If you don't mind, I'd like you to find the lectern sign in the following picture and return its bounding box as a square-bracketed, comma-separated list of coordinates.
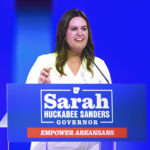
[7, 84, 146, 142]
[41, 87, 113, 125]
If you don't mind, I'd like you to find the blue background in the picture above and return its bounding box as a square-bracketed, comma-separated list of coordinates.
[0, 0, 150, 149]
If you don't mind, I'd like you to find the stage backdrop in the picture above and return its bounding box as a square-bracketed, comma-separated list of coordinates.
[0, 0, 150, 150]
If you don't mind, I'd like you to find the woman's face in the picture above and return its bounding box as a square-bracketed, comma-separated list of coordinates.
[66, 17, 88, 55]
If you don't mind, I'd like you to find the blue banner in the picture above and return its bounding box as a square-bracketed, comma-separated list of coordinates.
[7, 84, 146, 142]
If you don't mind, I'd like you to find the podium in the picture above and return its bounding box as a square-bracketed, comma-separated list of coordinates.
[7, 84, 146, 142]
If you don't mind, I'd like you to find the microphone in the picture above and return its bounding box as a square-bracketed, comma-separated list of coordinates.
[84, 50, 110, 84]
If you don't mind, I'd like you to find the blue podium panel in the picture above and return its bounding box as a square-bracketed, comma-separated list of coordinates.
[7, 84, 146, 142]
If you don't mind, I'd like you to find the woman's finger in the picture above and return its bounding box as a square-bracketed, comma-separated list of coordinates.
[38, 67, 51, 83]
[40, 70, 49, 77]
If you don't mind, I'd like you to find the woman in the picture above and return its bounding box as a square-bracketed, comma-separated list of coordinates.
[26, 9, 111, 150]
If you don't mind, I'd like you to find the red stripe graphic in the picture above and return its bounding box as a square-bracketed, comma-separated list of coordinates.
[27, 128, 127, 138]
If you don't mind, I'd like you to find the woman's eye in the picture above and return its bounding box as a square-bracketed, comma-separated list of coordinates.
[82, 27, 87, 31]
[71, 28, 77, 31]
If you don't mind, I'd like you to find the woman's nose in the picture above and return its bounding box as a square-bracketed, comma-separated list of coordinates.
[76, 29, 82, 36]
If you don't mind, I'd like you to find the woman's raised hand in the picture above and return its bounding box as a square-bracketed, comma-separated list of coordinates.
[38, 68, 51, 83]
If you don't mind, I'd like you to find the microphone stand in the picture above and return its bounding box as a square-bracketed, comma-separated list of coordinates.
[85, 51, 110, 84]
